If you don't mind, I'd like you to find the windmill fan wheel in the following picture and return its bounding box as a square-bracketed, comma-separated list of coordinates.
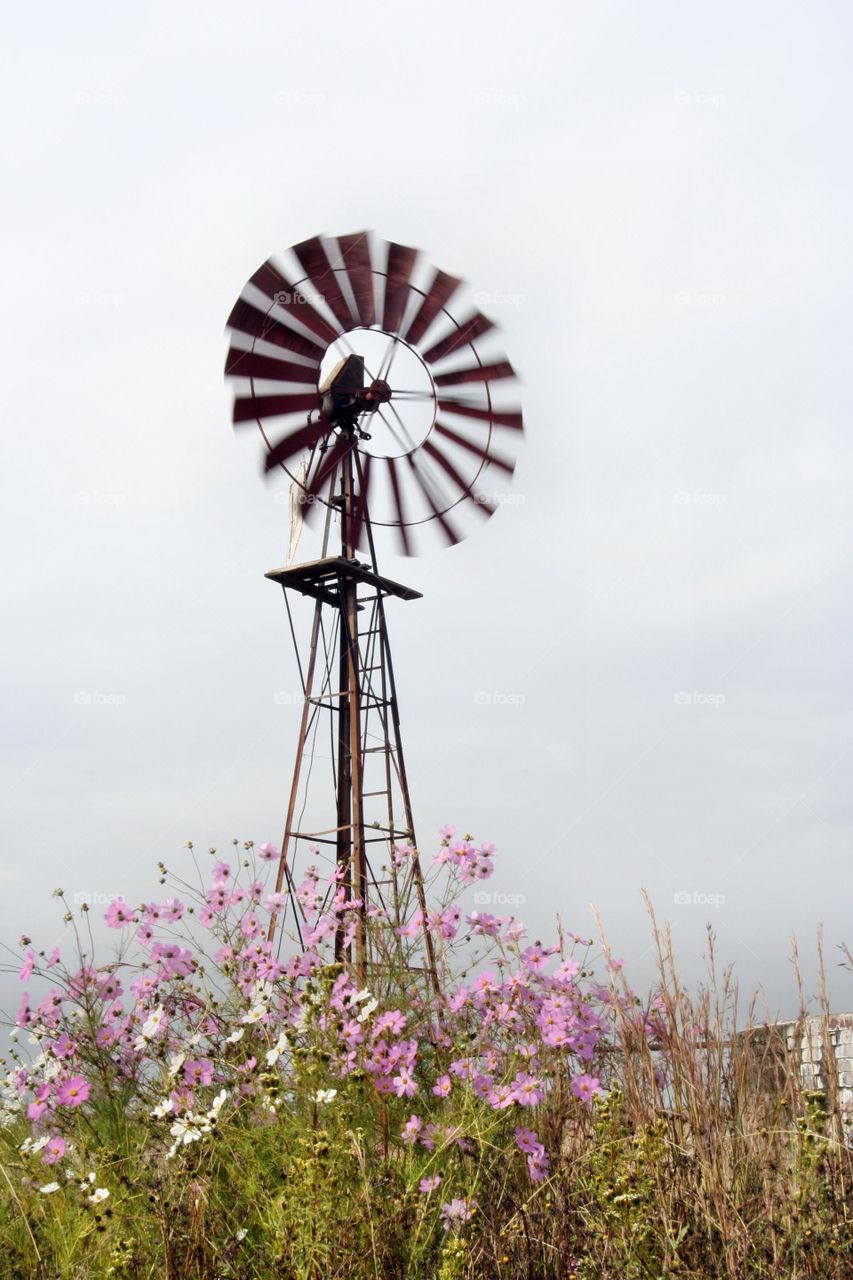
[225, 231, 524, 554]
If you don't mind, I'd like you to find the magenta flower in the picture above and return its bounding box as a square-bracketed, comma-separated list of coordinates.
[513, 1072, 544, 1107]
[571, 1073, 603, 1104]
[42, 1135, 66, 1165]
[440, 1197, 476, 1231]
[27, 1083, 52, 1122]
[392, 1068, 417, 1099]
[527, 1147, 550, 1182]
[432, 1074, 451, 1098]
[19, 949, 36, 982]
[401, 1114, 422, 1144]
[514, 1125, 542, 1156]
[46, 947, 61, 968]
[104, 898, 138, 929]
[183, 1058, 214, 1087]
[56, 1075, 90, 1108]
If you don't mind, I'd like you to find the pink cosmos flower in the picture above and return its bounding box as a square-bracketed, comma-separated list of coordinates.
[257, 843, 280, 861]
[19, 950, 36, 982]
[527, 1147, 550, 1182]
[373, 1010, 406, 1037]
[105, 898, 139, 929]
[212, 861, 232, 882]
[46, 947, 61, 968]
[392, 1068, 417, 1099]
[514, 1125, 542, 1156]
[183, 1058, 214, 1087]
[42, 1135, 66, 1165]
[432, 1075, 451, 1098]
[571, 1073, 603, 1104]
[27, 1083, 52, 1121]
[401, 1114, 422, 1144]
[50, 1032, 75, 1060]
[56, 1075, 90, 1108]
[419, 1174, 441, 1193]
[440, 1197, 476, 1231]
[513, 1073, 544, 1107]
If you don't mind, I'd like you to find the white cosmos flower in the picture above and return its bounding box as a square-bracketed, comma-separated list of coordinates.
[241, 1003, 267, 1025]
[313, 1088, 338, 1104]
[356, 997, 379, 1024]
[88, 1187, 109, 1204]
[141, 1006, 165, 1039]
[151, 1097, 174, 1119]
[207, 1089, 228, 1119]
[265, 1031, 289, 1066]
[225, 1027, 245, 1044]
[40, 1182, 60, 1195]
[167, 1052, 185, 1079]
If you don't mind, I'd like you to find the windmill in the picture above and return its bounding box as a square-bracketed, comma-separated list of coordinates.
[224, 232, 523, 983]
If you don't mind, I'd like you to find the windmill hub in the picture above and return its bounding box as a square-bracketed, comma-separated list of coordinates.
[361, 378, 392, 411]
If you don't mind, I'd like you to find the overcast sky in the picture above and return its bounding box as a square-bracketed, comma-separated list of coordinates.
[2, 0, 852, 1021]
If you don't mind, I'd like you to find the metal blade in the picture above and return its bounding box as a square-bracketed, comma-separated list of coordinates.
[433, 420, 516, 475]
[436, 399, 523, 431]
[434, 360, 515, 387]
[226, 297, 326, 362]
[382, 242, 418, 334]
[263, 421, 330, 473]
[291, 234, 356, 331]
[304, 434, 351, 503]
[403, 269, 462, 346]
[225, 346, 320, 385]
[233, 392, 322, 426]
[422, 314, 495, 365]
[249, 258, 340, 343]
[337, 232, 376, 327]
[422, 439, 496, 516]
[385, 456, 412, 555]
[406, 453, 462, 546]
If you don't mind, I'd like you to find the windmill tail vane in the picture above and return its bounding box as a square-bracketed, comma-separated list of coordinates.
[224, 230, 523, 985]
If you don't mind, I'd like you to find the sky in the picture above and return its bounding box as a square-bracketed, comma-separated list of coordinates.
[1, 0, 852, 1021]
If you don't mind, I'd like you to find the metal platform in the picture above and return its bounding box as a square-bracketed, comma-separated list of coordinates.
[265, 556, 422, 607]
